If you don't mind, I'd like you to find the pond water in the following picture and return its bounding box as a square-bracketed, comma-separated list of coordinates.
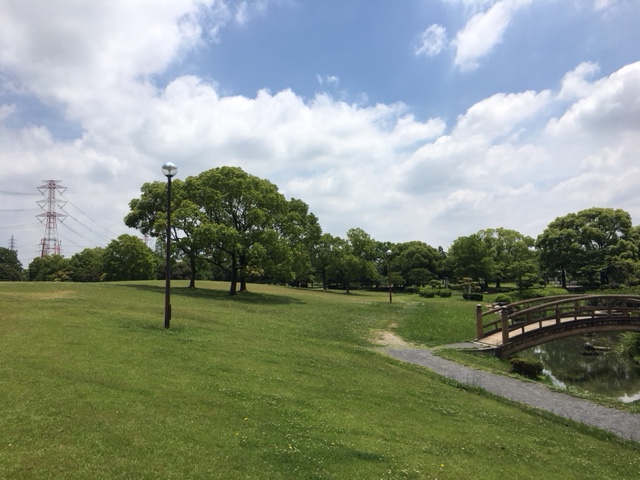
[519, 333, 640, 403]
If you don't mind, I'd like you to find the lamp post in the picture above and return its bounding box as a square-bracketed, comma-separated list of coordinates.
[162, 162, 178, 329]
[386, 249, 392, 304]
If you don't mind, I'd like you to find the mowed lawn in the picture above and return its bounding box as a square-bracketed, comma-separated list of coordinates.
[1, 281, 639, 479]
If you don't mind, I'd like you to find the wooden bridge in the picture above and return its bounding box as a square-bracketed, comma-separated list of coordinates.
[474, 294, 640, 357]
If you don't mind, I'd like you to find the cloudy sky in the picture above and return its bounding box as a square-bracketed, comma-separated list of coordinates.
[1, 0, 639, 266]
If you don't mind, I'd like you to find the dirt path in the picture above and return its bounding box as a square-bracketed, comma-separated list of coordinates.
[374, 332, 640, 443]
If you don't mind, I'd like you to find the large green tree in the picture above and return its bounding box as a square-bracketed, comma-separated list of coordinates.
[477, 228, 538, 288]
[125, 179, 205, 288]
[188, 167, 315, 295]
[70, 247, 105, 282]
[0, 247, 24, 281]
[537, 207, 637, 287]
[393, 241, 442, 287]
[103, 234, 157, 281]
[27, 255, 72, 281]
[448, 234, 494, 288]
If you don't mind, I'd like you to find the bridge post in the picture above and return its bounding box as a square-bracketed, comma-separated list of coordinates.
[476, 304, 483, 339]
[501, 307, 509, 345]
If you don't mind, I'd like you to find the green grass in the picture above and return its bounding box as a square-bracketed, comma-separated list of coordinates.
[395, 294, 476, 345]
[1, 281, 640, 479]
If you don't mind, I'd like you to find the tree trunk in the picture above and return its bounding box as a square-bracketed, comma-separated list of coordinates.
[188, 254, 197, 289]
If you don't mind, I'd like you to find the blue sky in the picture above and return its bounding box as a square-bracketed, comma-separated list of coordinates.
[1, 0, 640, 266]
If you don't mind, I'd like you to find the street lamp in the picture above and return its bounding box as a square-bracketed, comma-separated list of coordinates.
[386, 249, 392, 304]
[162, 162, 178, 329]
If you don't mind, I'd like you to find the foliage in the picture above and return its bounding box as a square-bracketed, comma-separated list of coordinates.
[494, 293, 512, 304]
[509, 357, 544, 378]
[448, 234, 494, 287]
[27, 254, 72, 281]
[436, 289, 452, 297]
[477, 228, 539, 288]
[418, 287, 435, 298]
[69, 247, 105, 282]
[614, 332, 640, 362]
[102, 234, 157, 281]
[463, 292, 484, 301]
[511, 287, 568, 301]
[0, 247, 24, 281]
[537, 207, 638, 287]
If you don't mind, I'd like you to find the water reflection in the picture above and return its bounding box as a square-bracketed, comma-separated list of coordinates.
[520, 333, 640, 403]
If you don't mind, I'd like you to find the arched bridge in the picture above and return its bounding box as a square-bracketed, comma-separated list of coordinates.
[474, 294, 640, 358]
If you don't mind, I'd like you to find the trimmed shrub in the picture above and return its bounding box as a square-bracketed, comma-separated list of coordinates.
[509, 357, 543, 378]
[494, 294, 512, 304]
[418, 288, 435, 298]
[462, 293, 483, 301]
[436, 289, 452, 298]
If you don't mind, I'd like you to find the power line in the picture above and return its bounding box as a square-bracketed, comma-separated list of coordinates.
[0, 190, 40, 196]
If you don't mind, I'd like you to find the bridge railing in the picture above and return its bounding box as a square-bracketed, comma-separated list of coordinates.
[476, 294, 640, 344]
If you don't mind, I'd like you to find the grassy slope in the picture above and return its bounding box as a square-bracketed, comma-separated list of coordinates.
[1, 281, 639, 479]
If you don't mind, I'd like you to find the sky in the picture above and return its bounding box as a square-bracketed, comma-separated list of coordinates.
[1, 0, 640, 267]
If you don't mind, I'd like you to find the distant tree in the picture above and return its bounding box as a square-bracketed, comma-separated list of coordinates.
[103, 234, 157, 281]
[27, 255, 72, 281]
[393, 241, 442, 287]
[0, 247, 24, 281]
[477, 228, 538, 288]
[70, 247, 105, 282]
[312, 233, 343, 290]
[448, 234, 494, 288]
[537, 207, 637, 287]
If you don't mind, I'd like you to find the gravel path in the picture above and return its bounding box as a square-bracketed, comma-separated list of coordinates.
[384, 346, 640, 443]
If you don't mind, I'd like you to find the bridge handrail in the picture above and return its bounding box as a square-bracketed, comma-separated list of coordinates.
[476, 294, 640, 339]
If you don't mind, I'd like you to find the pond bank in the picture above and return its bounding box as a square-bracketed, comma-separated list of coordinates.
[382, 345, 640, 443]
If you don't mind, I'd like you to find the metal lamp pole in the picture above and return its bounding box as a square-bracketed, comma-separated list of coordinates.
[162, 162, 178, 329]
[386, 249, 392, 303]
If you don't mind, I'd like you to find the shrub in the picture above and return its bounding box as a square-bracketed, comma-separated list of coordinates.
[509, 357, 543, 378]
[494, 294, 512, 304]
[462, 293, 483, 301]
[418, 288, 435, 298]
[436, 289, 452, 298]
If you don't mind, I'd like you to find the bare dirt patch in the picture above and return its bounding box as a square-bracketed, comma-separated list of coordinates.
[371, 329, 411, 347]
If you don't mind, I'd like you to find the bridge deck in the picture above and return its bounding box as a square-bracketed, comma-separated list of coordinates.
[475, 316, 586, 348]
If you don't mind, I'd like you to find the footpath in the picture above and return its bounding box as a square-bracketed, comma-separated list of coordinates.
[383, 346, 640, 443]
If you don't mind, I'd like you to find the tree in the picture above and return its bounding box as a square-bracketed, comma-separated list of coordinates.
[537, 208, 637, 287]
[188, 167, 295, 295]
[70, 247, 105, 282]
[448, 234, 494, 288]
[312, 233, 343, 290]
[103, 234, 157, 281]
[0, 247, 24, 281]
[125, 179, 204, 288]
[27, 255, 72, 281]
[393, 241, 442, 287]
[477, 228, 538, 288]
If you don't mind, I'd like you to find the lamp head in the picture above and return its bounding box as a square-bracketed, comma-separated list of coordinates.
[161, 162, 178, 178]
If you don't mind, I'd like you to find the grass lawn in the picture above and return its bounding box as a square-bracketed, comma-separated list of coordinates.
[1, 281, 639, 479]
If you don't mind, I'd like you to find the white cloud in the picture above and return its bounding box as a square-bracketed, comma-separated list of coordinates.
[415, 24, 448, 57]
[1, 1, 639, 263]
[452, 0, 531, 71]
[558, 62, 601, 100]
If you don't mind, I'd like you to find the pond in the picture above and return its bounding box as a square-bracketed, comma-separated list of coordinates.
[519, 333, 640, 403]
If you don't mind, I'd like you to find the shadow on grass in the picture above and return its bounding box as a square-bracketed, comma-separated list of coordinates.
[118, 282, 305, 305]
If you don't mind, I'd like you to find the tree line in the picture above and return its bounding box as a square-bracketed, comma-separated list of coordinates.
[2, 167, 639, 293]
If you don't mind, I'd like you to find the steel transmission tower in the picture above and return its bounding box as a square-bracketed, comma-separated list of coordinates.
[37, 180, 67, 257]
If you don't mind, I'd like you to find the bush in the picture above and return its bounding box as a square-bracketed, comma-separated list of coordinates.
[418, 287, 435, 298]
[494, 294, 512, 304]
[462, 293, 483, 301]
[509, 357, 543, 378]
[436, 289, 452, 298]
